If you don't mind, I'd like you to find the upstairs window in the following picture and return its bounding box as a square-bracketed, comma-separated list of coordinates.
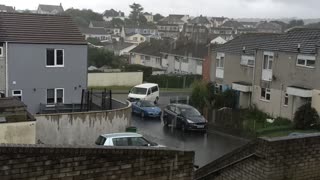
[12, 90, 22, 101]
[261, 88, 271, 101]
[263, 54, 273, 70]
[46, 49, 64, 67]
[296, 54, 316, 68]
[145, 56, 150, 60]
[216, 56, 224, 68]
[241, 55, 255, 67]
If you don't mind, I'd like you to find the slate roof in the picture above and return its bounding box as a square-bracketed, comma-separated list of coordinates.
[239, 21, 258, 27]
[130, 40, 170, 57]
[125, 24, 157, 29]
[214, 28, 320, 55]
[0, 97, 26, 109]
[211, 17, 227, 22]
[0, 12, 86, 44]
[214, 33, 280, 55]
[221, 20, 244, 29]
[256, 21, 282, 32]
[162, 41, 208, 59]
[160, 14, 186, 24]
[79, 27, 107, 35]
[0, 5, 14, 12]
[90, 21, 113, 28]
[104, 42, 136, 51]
[189, 16, 210, 25]
[38, 4, 64, 13]
[265, 28, 320, 54]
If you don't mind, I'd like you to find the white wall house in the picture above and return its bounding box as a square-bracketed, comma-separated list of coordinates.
[162, 54, 203, 75]
[125, 34, 147, 44]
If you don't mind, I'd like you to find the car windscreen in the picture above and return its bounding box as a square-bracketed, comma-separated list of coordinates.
[140, 101, 155, 107]
[95, 135, 106, 145]
[130, 87, 147, 95]
[180, 107, 201, 117]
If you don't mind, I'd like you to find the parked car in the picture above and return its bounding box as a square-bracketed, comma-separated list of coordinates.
[132, 100, 162, 118]
[128, 83, 160, 104]
[162, 104, 207, 131]
[95, 132, 164, 147]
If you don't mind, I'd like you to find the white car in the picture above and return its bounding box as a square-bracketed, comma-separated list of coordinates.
[128, 83, 160, 104]
[95, 132, 164, 147]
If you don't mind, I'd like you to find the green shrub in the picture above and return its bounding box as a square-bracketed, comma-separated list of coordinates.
[123, 64, 153, 80]
[190, 81, 209, 111]
[294, 103, 320, 130]
[145, 74, 201, 88]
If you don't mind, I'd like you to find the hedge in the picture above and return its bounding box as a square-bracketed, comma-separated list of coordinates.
[145, 74, 202, 88]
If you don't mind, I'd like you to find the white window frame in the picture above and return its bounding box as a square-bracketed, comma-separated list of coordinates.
[0, 46, 3, 57]
[240, 55, 255, 67]
[216, 53, 225, 69]
[284, 93, 289, 106]
[46, 88, 64, 105]
[263, 54, 273, 70]
[12, 90, 22, 101]
[46, 49, 64, 68]
[296, 54, 316, 68]
[260, 88, 271, 102]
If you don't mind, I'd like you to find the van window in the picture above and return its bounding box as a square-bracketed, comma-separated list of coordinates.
[112, 138, 129, 146]
[95, 136, 106, 145]
[147, 89, 151, 95]
[151, 86, 159, 93]
[131, 87, 147, 95]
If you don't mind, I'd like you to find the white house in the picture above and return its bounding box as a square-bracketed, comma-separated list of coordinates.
[79, 27, 111, 42]
[125, 33, 147, 44]
[37, 4, 64, 14]
[143, 12, 153, 22]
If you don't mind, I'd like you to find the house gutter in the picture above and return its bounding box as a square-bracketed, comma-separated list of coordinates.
[5, 42, 8, 97]
[251, 50, 257, 107]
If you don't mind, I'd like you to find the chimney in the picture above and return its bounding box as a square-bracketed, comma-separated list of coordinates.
[297, 43, 301, 52]
[60, 3, 62, 7]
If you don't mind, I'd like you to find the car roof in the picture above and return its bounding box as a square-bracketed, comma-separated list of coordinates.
[134, 83, 158, 88]
[100, 132, 143, 138]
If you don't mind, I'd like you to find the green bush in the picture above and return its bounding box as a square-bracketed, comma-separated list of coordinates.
[123, 64, 153, 80]
[190, 81, 209, 111]
[215, 89, 238, 109]
[294, 103, 320, 130]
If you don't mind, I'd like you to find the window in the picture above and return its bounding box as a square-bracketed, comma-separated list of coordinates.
[156, 58, 161, 64]
[130, 137, 149, 146]
[141, 55, 144, 60]
[140, 37, 144, 41]
[261, 88, 271, 101]
[215, 84, 223, 94]
[46, 49, 64, 67]
[284, 93, 289, 106]
[181, 58, 188, 63]
[47, 88, 64, 104]
[133, 37, 138, 41]
[0, 46, 3, 57]
[216, 56, 224, 68]
[241, 55, 255, 67]
[95, 136, 106, 145]
[145, 56, 150, 60]
[112, 138, 129, 146]
[296, 55, 316, 68]
[168, 105, 175, 112]
[151, 86, 159, 93]
[263, 55, 273, 70]
[12, 90, 22, 101]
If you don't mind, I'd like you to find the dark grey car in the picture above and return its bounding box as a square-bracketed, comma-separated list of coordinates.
[162, 104, 207, 132]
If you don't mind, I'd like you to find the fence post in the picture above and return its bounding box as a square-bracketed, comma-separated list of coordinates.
[80, 89, 84, 111]
[109, 90, 112, 110]
[86, 90, 90, 111]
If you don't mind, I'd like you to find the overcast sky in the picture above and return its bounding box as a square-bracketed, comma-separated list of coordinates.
[2, 0, 320, 19]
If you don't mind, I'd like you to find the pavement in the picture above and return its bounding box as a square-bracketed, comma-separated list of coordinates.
[114, 91, 249, 167]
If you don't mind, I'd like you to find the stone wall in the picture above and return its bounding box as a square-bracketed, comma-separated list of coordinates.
[0, 144, 194, 179]
[0, 121, 36, 144]
[35, 102, 131, 146]
[195, 133, 320, 180]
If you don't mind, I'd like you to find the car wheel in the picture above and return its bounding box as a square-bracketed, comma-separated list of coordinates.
[141, 111, 145, 118]
[154, 97, 159, 104]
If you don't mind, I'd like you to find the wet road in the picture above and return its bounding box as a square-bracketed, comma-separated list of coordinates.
[114, 92, 248, 167]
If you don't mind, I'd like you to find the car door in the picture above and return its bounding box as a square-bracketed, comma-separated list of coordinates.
[174, 107, 183, 128]
[134, 101, 142, 113]
[164, 105, 177, 126]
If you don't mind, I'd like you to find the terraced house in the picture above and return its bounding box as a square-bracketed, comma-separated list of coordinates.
[0, 12, 87, 114]
[210, 28, 320, 120]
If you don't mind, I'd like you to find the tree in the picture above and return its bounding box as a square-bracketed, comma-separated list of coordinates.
[138, 14, 148, 24]
[111, 18, 125, 27]
[190, 81, 210, 112]
[129, 3, 144, 24]
[153, 13, 164, 22]
[287, 19, 304, 29]
[63, 8, 103, 27]
[294, 103, 320, 130]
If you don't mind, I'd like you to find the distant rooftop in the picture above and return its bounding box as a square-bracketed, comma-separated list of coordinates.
[79, 27, 107, 35]
[37, 4, 64, 14]
[0, 4, 15, 12]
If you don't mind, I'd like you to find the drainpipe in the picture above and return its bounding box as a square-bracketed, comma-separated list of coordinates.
[251, 50, 257, 108]
[5, 42, 8, 97]
[279, 84, 283, 117]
